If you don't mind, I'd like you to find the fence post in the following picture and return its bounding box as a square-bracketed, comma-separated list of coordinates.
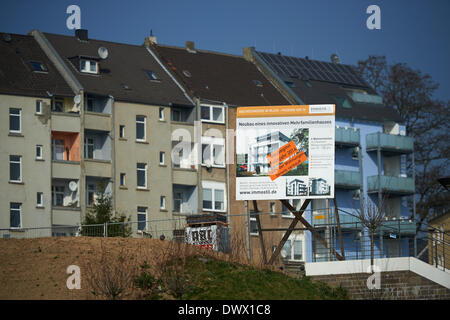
[104, 222, 108, 237]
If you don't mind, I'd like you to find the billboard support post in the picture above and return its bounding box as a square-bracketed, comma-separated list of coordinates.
[333, 197, 345, 259]
[253, 200, 267, 264]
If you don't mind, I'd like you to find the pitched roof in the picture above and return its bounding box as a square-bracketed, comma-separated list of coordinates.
[150, 44, 291, 107]
[43, 32, 193, 107]
[0, 33, 73, 98]
[255, 51, 403, 123]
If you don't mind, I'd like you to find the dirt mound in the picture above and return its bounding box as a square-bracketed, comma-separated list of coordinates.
[0, 237, 181, 299]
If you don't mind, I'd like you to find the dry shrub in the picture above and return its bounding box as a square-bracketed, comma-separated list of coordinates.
[84, 240, 139, 300]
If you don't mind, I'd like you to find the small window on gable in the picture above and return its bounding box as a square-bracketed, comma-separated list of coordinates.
[253, 80, 263, 87]
[80, 59, 98, 74]
[30, 61, 47, 72]
[334, 96, 352, 109]
[145, 70, 159, 81]
[285, 81, 295, 88]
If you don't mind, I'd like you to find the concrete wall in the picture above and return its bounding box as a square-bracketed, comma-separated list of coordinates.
[0, 94, 52, 237]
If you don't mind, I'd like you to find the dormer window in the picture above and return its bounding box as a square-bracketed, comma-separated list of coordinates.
[80, 59, 98, 74]
[145, 70, 159, 81]
[30, 61, 47, 73]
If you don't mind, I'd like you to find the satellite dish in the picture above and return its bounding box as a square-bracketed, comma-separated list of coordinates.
[281, 249, 287, 259]
[73, 94, 81, 105]
[98, 47, 109, 59]
[69, 181, 78, 192]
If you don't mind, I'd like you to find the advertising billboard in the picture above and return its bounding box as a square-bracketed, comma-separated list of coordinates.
[236, 105, 335, 200]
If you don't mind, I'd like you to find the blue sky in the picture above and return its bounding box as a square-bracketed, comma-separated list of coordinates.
[1, 0, 448, 100]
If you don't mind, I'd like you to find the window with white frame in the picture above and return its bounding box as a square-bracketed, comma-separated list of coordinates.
[36, 145, 43, 160]
[282, 235, 304, 261]
[200, 105, 224, 123]
[250, 211, 259, 235]
[270, 202, 276, 215]
[160, 196, 166, 210]
[159, 107, 164, 121]
[80, 59, 99, 74]
[136, 116, 146, 141]
[120, 173, 126, 187]
[36, 100, 43, 114]
[10, 202, 21, 228]
[282, 199, 301, 217]
[84, 137, 95, 159]
[119, 125, 125, 138]
[52, 185, 65, 206]
[37, 192, 43, 207]
[201, 137, 225, 167]
[137, 163, 147, 188]
[9, 108, 21, 133]
[52, 139, 65, 160]
[9, 155, 22, 182]
[137, 207, 147, 231]
[159, 152, 165, 165]
[202, 182, 226, 212]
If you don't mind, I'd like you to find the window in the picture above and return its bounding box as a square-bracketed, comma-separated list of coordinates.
[172, 109, 182, 122]
[253, 80, 263, 87]
[282, 199, 301, 217]
[201, 105, 224, 123]
[145, 70, 159, 81]
[250, 211, 258, 235]
[120, 173, 126, 187]
[334, 96, 352, 109]
[36, 145, 43, 160]
[160, 196, 166, 210]
[159, 107, 164, 121]
[137, 163, 147, 188]
[159, 152, 165, 165]
[201, 137, 225, 167]
[119, 125, 125, 138]
[173, 192, 182, 212]
[9, 108, 21, 133]
[36, 100, 43, 114]
[304, 80, 312, 88]
[352, 147, 359, 160]
[10, 203, 21, 228]
[52, 185, 65, 206]
[270, 202, 276, 214]
[86, 97, 94, 112]
[137, 207, 147, 231]
[84, 137, 95, 159]
[30, 61, 47, 72]
[52, 139, 64, 160]
[86, 184, 96, 206]
[37, 192, 43, 207]
[284, 81, 295, 88]
[80, 59, 98, 74]
[202, 182, 226, 212]
[282, 236, 304, 261]
[52, 98, 64, 112]
[136, 116, 146, 141]
[9, 155, 22, 182]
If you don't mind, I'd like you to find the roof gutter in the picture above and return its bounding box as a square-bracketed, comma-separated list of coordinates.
[248, 47, 305, 105]
[144, 45, 195, 107]
[30, 29, 83, 94]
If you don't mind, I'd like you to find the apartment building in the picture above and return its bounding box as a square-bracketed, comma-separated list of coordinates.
[0, 33, 75, 237]
[244, 48, 416, 262]
[148, 40, 293, 250]
[23, 29, 197, 238]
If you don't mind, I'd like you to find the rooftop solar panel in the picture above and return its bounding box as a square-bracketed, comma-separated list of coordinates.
[257, 51, 368, 87]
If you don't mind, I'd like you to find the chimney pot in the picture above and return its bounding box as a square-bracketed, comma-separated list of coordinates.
[186, 41, 196, 53]
[75, 29, 88, 41]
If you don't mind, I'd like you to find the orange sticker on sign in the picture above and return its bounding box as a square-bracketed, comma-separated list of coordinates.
[266, 140, 298, 168]
[268, 151, 308, 181]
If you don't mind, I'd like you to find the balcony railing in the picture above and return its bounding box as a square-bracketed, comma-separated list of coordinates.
[377, 218, 416, 235]
[367, 175, 415, 195]
[366, 132, 414, 154]
[313, 214, 362, 229]
[335, 170, 360, 189]
[335, 126, 360, 146]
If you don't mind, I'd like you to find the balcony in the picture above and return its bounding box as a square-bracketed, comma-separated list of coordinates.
[186, 213, 227, 227]
[173, 184, 198, 215]
[367, 175, 415, 195]
[52, 161, 80, 179]
[366, 132, 414, 154]
[335, 170, 360, 189]
[52, 207, 81, 226]
[173, 168, 197, 186]
[335, 126, 360, 147]
[376, 218, 416, 236]
[84, 112, 112, 132]
[313, 213, 363, 229]
[84, 159, 112, 178]
[51, 112, 80, 132]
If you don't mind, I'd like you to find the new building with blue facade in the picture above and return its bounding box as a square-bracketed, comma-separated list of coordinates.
[244, 48, 416, 262]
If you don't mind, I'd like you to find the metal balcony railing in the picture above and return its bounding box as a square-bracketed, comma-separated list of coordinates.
[335, 170, 361, 189]
[366, 132, 414, 154]
[367, 175, 415, 195]
[335, 126, 360, 146]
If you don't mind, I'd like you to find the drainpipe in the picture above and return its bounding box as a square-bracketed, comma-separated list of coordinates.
[109, 95, 116, 215]
[358, 143, 365, 258]
[224, 102, 231, 235]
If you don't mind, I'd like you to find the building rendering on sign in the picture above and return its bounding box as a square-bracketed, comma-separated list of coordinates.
[0, 29, 417, 268]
